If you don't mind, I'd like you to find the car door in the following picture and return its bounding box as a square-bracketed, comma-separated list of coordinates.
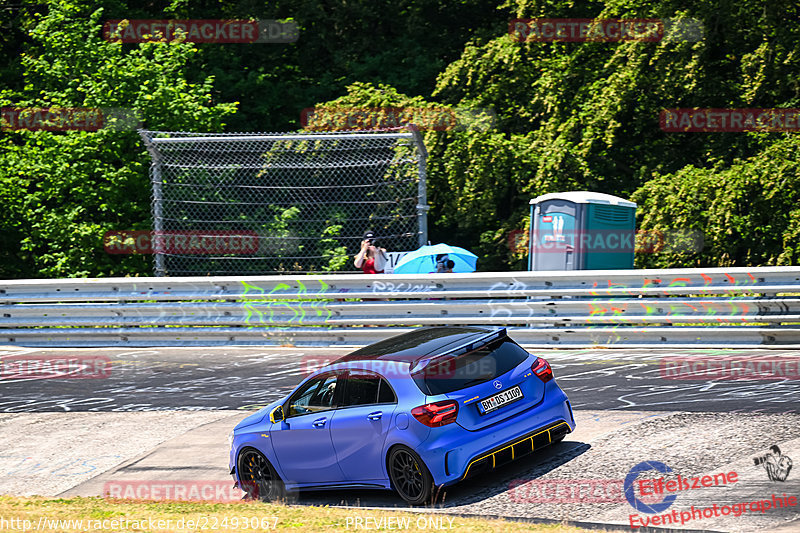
[270, 371, 345, 484]
[329, 369, 398, 482]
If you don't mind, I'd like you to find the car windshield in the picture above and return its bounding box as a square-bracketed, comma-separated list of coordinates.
[411, 339, 529, 395]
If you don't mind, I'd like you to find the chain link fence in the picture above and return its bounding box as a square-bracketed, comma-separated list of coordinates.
[139, 128, 427, 276]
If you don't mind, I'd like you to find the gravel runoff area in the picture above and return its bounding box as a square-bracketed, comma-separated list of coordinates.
[442, 412, 800, 533]
[0, 411, 237, 497]
[2, 410, 799, 533]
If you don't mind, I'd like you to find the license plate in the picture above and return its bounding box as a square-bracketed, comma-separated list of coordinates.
[478, 385, 523, 414]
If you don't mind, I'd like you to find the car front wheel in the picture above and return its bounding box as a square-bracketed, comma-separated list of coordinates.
[237, 448, 285, 502]
[388, 446, 433, 505]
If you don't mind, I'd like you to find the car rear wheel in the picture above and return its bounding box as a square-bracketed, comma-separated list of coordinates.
[388, 446, 433, 505]
[237, 448, 285, 502]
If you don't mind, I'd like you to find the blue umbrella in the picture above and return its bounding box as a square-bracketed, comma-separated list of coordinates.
[392, 243, 478, 274]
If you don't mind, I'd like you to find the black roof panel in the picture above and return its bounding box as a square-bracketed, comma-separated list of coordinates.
[336, 326, 504, 364]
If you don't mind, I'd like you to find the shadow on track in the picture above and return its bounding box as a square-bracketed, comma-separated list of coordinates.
[290, 440, 591, 509]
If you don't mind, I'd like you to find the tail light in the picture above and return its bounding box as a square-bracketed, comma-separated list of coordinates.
[411, 400, 459, 427]
[531, 357, 553, 382]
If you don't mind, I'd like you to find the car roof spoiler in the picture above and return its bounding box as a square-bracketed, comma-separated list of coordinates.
[409, 327, 508, 374]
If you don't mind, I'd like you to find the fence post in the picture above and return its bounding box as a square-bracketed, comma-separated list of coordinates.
[410, 125, 429, 248]
[139, 130, 165, 276]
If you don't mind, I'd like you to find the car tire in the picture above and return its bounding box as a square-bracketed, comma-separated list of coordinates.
[237, 447, 287, 502]
[387, 446, 433, 506]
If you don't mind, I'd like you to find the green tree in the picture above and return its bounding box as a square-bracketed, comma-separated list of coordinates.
[0, 0, 236, 277]
[424, 0, 800, 268]
[633, 134, 800, 268]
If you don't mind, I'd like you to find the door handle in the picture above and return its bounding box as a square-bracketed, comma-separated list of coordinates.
[312, 417, 327, 428]
[367, 411, 382, 421]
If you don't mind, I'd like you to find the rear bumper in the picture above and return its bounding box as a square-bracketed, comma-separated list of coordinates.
[460, 419, 571, 481]
[417, 385, 574, 486]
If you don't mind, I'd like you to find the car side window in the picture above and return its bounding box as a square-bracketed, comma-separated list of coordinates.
[377, 378, 397, 404]
[287, 373, 338, 417]
[342, 370, 397, 407]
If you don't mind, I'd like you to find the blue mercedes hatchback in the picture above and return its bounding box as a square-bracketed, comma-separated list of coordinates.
[229, 326, 575, 505]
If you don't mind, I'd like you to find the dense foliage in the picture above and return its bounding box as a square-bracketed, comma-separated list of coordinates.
[0, 0, 236, 277]
[1, 0, 798, 277]
[421, 0, 800, 269]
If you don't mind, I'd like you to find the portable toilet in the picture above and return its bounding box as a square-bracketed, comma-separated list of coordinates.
[528, 191, 637, 271]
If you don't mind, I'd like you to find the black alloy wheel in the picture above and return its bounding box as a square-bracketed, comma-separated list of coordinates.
[237, 448, 285, 502]
[388, 446, 433, 505]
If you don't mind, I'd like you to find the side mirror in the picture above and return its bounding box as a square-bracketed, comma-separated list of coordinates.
[269, 405, 284, 423]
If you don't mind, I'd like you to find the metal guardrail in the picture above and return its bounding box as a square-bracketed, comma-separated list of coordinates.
[0, 266, 799, 347]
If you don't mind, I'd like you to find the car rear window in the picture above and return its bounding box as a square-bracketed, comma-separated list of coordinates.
[411, 339, 529, 395]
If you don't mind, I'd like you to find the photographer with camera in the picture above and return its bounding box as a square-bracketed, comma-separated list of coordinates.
[754, 445, 793, 482]
[434, 254, 455, 273]
[354, 230, 388, 274]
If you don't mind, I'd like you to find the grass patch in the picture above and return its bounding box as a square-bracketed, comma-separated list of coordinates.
[0, 496, 616, 532]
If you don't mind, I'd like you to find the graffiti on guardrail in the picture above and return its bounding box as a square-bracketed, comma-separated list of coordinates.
[371, 280, 436, 295]
[487, 279, 532, 320]
[238, 278, 439, 325]
[240, 279, 333, 327]
[586, 271, 759, 297]
[483, 271, 771, 339]
[585, 272, 763, 332]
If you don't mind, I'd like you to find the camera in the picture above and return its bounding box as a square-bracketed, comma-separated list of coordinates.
[753, 445, 781, 465]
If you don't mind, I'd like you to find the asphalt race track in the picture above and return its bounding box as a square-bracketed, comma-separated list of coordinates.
[2, 346, 800, 532]
[2, 346, 800, 413]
